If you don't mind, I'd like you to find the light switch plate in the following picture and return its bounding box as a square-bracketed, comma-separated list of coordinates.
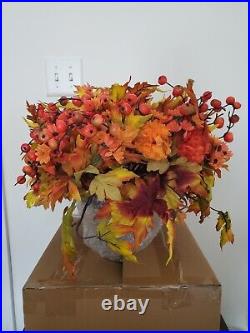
[45, 57, 82, 96]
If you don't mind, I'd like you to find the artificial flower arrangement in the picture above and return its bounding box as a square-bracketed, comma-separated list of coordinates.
[17, 75, 241, 277]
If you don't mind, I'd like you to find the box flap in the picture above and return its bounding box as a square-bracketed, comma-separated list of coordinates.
[24, 222, 219, 291]
[123, 223, 220, 286]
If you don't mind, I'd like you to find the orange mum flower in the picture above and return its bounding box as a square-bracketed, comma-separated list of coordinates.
[178, 128, 211, 163]
[135, 120, 171, 160]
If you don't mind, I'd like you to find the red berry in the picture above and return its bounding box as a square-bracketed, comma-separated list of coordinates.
[16, 175, 26, 185]
[92, 114, 104, 127]
[224, 132, 234, 142]
[125, 93, 138, 105]
[72, 97, 83, 107]
[22, 165, 36, 177]
[57, 112, 68, 121]
[211, 99, 222, 109]
[56, 119, 67, 133]
[120, 102, 132, 115]
[199, 113, 207, 120]
[83, 99, 95, 113]
[201, 91, 212, 102]
[32, 183, 40, 192]
[26, 150, 37, 161]
[82, 123, 96, 138]
[48, 103, 57, 113]
[226, 96, 235, 105]
[21, 143, 30, 153]
[59, 96, 68, 106]
[230, 114, 240, 123]
[172, 85, 184, 97]
[199, 103, 209, 113]
[139, 103, 151, 115]
[73, 112, 84, 124]
[48, 138, 58, 150]
[234, 101, 241, 109]
[215, 117, 224, 128]
[158, 75, 167, 85]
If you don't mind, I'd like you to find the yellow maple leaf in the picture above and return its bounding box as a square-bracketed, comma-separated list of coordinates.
[165, 219, 175, 266]
[164, 186, 180, 209]
[97, 221, 137, 262]
[110, 84, 126, 101]
[215, 211, 234, 249]
[24, 191, 39, 208]
[89, 168, 137, 201]
[125, 113, 152, 129]
[220, 228, 234, 249]
[61, 202, 77, 278]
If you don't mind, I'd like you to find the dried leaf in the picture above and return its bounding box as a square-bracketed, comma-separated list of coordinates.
[165, 219, 174, 266]
[147, 160, 169, 174]
[61, 202, 77, 278]
[89, 167, 137, 201]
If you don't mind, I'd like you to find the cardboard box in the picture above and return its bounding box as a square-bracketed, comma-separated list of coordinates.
[23, 223, 221, 330]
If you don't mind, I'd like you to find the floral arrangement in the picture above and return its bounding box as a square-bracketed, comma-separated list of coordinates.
[17, 75, 241, 276]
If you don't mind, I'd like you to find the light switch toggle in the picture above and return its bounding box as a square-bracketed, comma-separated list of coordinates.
[46, 57, 82, 96]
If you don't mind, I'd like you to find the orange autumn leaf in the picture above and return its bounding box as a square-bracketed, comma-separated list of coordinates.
[68, 180, 81, 201]
[36, 144, 51, 164]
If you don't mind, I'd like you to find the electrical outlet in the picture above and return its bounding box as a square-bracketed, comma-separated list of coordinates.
[45, 57, 82, 96]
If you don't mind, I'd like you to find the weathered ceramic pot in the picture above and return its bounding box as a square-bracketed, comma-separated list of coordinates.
[73, 198, 163, 262]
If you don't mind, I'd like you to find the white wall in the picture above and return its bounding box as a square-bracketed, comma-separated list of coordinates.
[2, 3, 248, 330]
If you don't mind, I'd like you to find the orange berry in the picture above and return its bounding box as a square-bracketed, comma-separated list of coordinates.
[158, 75, 167, 85]
[125, 93, 138, 105]
[120, 102, 132, 115]
[234, 101, 241, 109]
[226, 96, 235, 105]
[173, 85, 184, 97]
[22, 165, 36, 177]
[224, 132, 234, 142]
[59, 96, 68, 106]
[230, 114, 240, 123]
[215, 117, 224, 128]
[16, 175, 26, 185]
[92, 114, 104, 127]
[21, 143, 30, 153]
[211, 99, 221, 109]
[201, 91, 212, 102]
[199, 103, 208, 113]
[139, 103, 151, 115]
[72, 97, 83, 107]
